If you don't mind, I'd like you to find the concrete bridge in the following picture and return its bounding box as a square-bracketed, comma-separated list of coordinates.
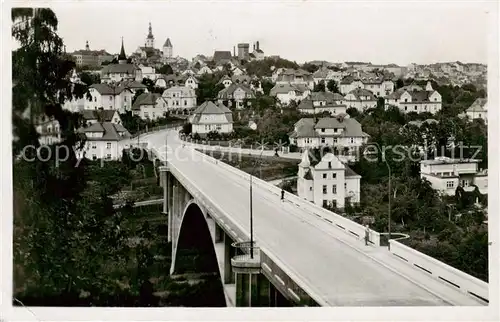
[132, 130, 489, 307]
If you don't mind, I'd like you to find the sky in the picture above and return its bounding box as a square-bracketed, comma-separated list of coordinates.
[43, 0, 494, 65]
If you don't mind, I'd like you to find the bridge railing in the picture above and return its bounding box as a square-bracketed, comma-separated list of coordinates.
[231, 241, 260, 262]
[389, 240, 489, 304]
[195, 149, 381, 246]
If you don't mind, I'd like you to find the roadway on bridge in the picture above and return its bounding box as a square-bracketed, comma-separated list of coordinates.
[134, 130, 477, 306]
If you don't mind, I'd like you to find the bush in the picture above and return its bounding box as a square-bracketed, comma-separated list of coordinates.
[192, 133, 201, 141]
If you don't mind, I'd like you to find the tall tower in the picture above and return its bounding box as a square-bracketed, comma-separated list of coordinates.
[146, 22, 155, 48]
[85, 40, 90, 51]
[118, 37, 127, 64]
[163, 38, 173, 59]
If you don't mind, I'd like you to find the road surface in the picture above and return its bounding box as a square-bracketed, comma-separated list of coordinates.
[127, 130, 480, 306]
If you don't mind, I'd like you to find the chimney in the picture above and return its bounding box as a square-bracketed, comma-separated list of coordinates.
[257, 41, 260, 50]
[233, 46, 236, 57]
[253, 43, 255, 51]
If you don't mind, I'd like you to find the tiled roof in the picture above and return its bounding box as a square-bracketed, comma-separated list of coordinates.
[346, 88, 376, 100]
[314, 117, 369, 137]
[191, 101, 233, 124]
[78, 122, 130, 141]
[314, 153, 345, 170]
[290, 118, 318, 138]
[163, 38, 172, 47]
[81, 109, 118, 122]
[213, 51, 232, 62]
[132, 93, 162, 110]
[270, 83, 308, 96]
[466, 98, 487, 112]
[162, 85, 196, 97]
[101, 63, 139, 75]
[217, 83, 255, 99]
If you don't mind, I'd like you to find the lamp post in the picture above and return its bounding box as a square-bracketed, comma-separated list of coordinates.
[249, 147, 265, 259]
[371, 142, 392, 247]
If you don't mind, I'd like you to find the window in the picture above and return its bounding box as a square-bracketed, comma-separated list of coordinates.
[106, 154, 111, 160]
[323, 173, 327, 179]
[109, 97, 112, 101]
[333, 138, 338, 143]
[94, 97, 97, 102]
[92, 143, 97, 149]
[404, 98, 408, 102]
[322, 185, 327, 194]
[344, 182, 347, 189]
[350, 138, 354, 144]
[446, 181, 454, 189]
[321, 128, 325, 132]
[106, 143, 111, 149]
[328, 162, 332, 168]
[405, 106, 408, 111]
[144, 112, 149, 117]
[92, 154, 97, 160]
[414, 106, 417, 110]
[184, 100, 187, 106]
[321, 137, 325, 143]
[323, 200, 328, 207]
[478, 113, 481, 117]
[332, 185, 337, 194]
[332, 173, 337, 179]
[334, 128, 338, 133]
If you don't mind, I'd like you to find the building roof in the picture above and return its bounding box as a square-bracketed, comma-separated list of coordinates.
[163, 38, 172, 47]
[346, 88, 376, 100]
[213, 51, 232, 62]
[191, 101, 233, 124]
[270, 83, 309, 96]
[314, 117, 369, 137]
[162, 85, 196, 97]
[81, 109, 118, 122]
[314, 153, 345, 170]
[421, 156, 481, 165]
[132, 93, 162, 110]
[217, 83, 255, 99]
[78, 122, 130, 141]
[466, 98, 487, 112]
[101, 63, 139, 76]
[289, 118, 318, 138]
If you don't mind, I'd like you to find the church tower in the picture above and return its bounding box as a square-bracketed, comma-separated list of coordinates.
[146, 22, 155, 48]
[163, 38, 173, 59]
[118, 37, 127, 64]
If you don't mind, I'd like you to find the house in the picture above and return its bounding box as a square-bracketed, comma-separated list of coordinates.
[71, 41, 113, 68]
[100, 63, 142, 84]
[270, 83, 311, 105]
[275, 68, 315, 89]
[197, 66, 213, 75]
[76, 122, 131, 161]
[162, 86, 197, 113]
[339, 77, 394, 97]
[465, 98, 487, 123]
[251, 41, 264, 60]
[297, 92, 347, 115]
[232, 66, 244, 76]
[85, 83, 140, 113]
[132, 92, 167, 120]
[138, 64, 156, 80]
[420, 157, 488, 196]
[297, 150, 361, 208]
[218, 75, 233, 88]
[213, 51, 233, 64]
[81, 109, 122, 126]
[217, 83, 256, 109]
[35, 116, 62, 145]
[190, 101, 234, 136]
[288, 116, 369, 162]
[154, 74, 198, 89]
[344, 88, 378, 111]
[385, 81, 442, 114]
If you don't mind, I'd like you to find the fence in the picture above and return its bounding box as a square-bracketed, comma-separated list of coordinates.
[231, 241, 260, 261]
[194, 149, 381, 246]
[130, 121, 186, 139]
[389, 240, 488, 303]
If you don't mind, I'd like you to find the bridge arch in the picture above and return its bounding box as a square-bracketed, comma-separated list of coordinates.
[170, 200, 226, 306]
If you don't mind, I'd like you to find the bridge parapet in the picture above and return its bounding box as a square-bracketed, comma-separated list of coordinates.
[389, 240, 489, 304]
[195, 149, 381, 246]
[231, 241, 260, 274]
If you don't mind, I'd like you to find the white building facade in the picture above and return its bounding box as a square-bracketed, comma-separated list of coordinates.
[297, 151, 361, 208]
[420, 157, 488, 196]
[190, 101, 234, 136]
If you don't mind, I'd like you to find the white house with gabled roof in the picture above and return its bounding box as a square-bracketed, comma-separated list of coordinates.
[385, 81, 442, 114]
[190, 101, 234, 136]
[76, 122, 131, 161]
[297, 150, 361, 208]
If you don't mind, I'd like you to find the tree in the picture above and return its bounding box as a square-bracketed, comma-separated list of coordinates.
[313, 80, 326, 92]
[326, 80, 339, 93]
[157, 64, 173, 75]
[261, 79, 275, 96]
[302, 63, 320, 73]
[80, 72, 100, 86]
[132, 89, 145, 105]
[195, 74, 225, 104]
